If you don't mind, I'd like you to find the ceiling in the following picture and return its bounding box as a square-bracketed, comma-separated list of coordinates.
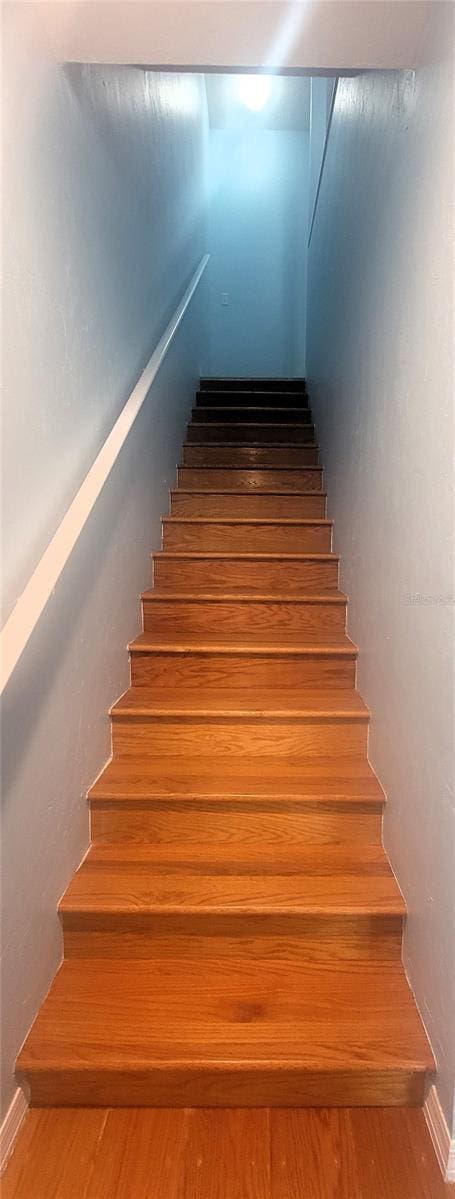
[205, 73, 311, 131]
[39, 1, 433, 71]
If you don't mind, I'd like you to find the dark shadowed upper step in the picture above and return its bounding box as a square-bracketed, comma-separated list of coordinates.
[192, 406, 313, 422]
[199, 377, 307, 393]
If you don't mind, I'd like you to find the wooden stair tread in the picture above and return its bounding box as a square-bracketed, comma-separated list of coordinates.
[61, 844, 405, 916]
[81, 843, 388, 868]
[89, 756, 384, 803]
[111, 686, 369, 719]
[18, 957, 432, 1072]
[129, 632, 356, 655]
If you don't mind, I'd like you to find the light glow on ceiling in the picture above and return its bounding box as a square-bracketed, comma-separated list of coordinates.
[238, 75, 273, 112]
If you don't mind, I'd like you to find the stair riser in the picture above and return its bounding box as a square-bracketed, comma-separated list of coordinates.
[177, 468, 323, 492]
[192, 408, 313, 423]
[199, 384, 307, 399]
[182, 446, 319, 468]
[90, 803, 383, 847]
[170, 493, 327, 518]
[130, 652, 356, 690]
[26, 1068, 426, 1108]
[162, 524, 332, 553]
[153, 558, 339, 592]
[111, 719, 368, 759]
[186, 425, 315, 444]
[200, 378, 306, 388]
[143, 599, 346, 636]
[201, 376, 305, 385]
[63, 917, 403, 962]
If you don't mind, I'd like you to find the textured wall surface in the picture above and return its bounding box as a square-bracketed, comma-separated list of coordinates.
[204, 127, 308, 377]
[307, 5, 454, 1125]
[1, 5, 208, 1119]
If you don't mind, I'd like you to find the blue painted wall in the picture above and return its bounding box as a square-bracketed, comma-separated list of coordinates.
[203, 128, 309, 377]
[2, 2, 209, 1121]
[306, 9, 454, 1128]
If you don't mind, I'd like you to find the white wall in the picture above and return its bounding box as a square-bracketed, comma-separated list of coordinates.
[204, 127, 309, 376]
[306, 3, 454, 1127]
[1, 5, 208, 1119]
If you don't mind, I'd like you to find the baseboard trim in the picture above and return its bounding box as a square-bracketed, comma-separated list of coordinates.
[424, 1084, 455, 1182]
[0, 1087, 28, 1174]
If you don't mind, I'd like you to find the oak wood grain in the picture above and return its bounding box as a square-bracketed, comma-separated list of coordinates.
[170, 490, 327, 517]
[18, 956, 433, 1106]
[91, 803, 383, 848]
[60, 842, 404, 960]
[5, 1107, 453, 1199]
[1, 1108, 107, 1199]
[152, 552, 339, 592]
[177, 466, 323, 491]
[129, 632, 356, 688]
[182, 445, 320, 467]
[180, 1108, 271, 1199]
[89, 755, 385, 846]
[161, 517, 332, 553]
[110, 685, 369, 760]
[89, 754, 385, 801]
[82, 1108, 189, 1199]
[141, 593, 347, 635]
[185, 423, 316, 444]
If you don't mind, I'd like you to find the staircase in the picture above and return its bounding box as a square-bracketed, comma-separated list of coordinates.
[18, 377, 433, 1107]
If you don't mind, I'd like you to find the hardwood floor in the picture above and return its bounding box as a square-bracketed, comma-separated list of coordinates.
[16, 377, 434, 1107]
[3, 1107, 453, 1198]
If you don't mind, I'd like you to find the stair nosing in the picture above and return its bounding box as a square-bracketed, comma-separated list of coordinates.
[162, 517, 333, 527]
[20, 1053, 433, 1074]
[170, 489, 328, 496]
[129, 636, 357, 657]
[188, 423, 315, 429]
[88, 789, 385, 808]
[179, 463, 322, 468]
[183, 442, 318, 448]
[110, 692, 370, 721]
[141, 590, 347, 603]
[152, 552, 339, 561]
[192, 410, 313, 417]
[61, 903, 406, 919]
